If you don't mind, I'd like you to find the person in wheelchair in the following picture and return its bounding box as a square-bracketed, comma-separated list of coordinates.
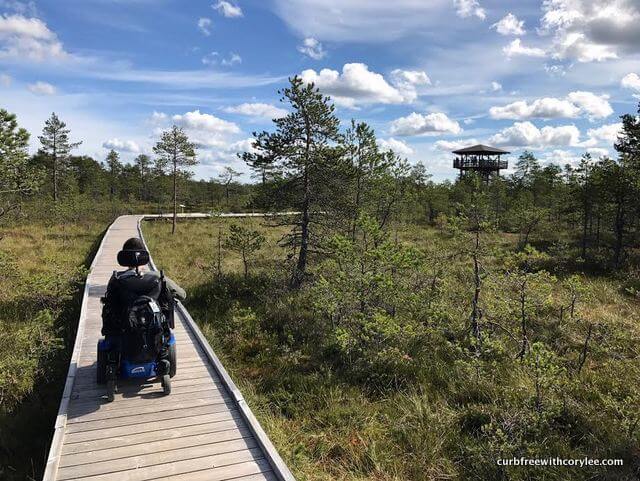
[98, 237, 186, 401]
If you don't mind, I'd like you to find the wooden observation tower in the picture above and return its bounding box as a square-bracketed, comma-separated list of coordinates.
[453, 144, 509, 182]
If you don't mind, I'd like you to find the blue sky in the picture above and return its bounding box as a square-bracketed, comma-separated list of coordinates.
[1, 0, 639, 181]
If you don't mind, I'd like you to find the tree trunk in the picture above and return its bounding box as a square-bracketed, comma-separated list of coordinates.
[172, 160, 177, 235]
[53, 154, 58, 202]
[613, 202, 625, 267]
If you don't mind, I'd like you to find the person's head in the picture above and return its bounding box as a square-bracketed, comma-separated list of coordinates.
[123, 237, 145, 251]
[121, 237, 146, 269]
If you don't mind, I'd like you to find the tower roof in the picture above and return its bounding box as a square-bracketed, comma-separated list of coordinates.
[452, 144, 510, 155]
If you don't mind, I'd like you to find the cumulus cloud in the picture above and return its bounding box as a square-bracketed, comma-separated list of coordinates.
[489, 91, 612, 120]
[102, 138, 142, 153]
[390, 112, 462, 137]
[491, 81, 502, 91]
[492, 13, 525, 35]
[27, 80, 55, 95]
[566, 91, 612, 119]
[390, 69, 431, 101]
[434, 138, 480, 151]
[621, 73, 640, 91]
[213, 1, 243, 18]
[377, 137, 414, 156]
[197, 17, 212, 36]
[579, 122, 622, 147]
[171, 110, 239, 135]
[490, 98, 579, 120]
[0, 14, 69, 61]
[489, 121, 581, 148]
[586, 147, 609, 158]
[539, 0, 636, 62]
[503, 38, 546, 58]
[453, 0, 485, 20]
[300, 63, 418, 107]
[223, 102, 288, 119]
[297, 37, 326, 60]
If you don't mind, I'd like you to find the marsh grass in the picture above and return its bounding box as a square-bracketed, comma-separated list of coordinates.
[145, 218, 640, 481]
[0, 216, 107, 480]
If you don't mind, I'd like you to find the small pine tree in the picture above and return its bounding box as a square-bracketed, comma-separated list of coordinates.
[223, 224, 265, 278]
[38, 112, 81, 201]
[153, 125, 198, 234]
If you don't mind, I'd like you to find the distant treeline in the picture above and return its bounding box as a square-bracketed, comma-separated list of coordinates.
[2, 81, 640, 270]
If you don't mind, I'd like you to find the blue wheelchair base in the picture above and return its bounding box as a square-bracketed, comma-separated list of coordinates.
[98, 333, 176, 379]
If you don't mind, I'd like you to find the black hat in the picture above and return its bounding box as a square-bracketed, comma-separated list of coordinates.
[123, 237, 145, 251]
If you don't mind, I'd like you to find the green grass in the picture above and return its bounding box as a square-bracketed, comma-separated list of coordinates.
[145, 218, 640, 481]
[0, 217, 108, 480]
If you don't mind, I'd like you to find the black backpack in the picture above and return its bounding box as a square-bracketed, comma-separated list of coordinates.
[101, 270, 175, 337]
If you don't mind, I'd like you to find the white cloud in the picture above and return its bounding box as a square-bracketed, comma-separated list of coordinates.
[491, 81, 502, 91]
[390, 112, 462, 136]
[492, 13, 525, 35]
[149, 111, 168, 124]
[0, 14, 68, 61]
[489, 121, 581, 148]
[503, 38, 546, 58]
[434, 138, 480, 151]
[586, 147, 609, 158]
[213, 1, 243, 18]
[171, 110, 240, 135]
[390, 69, 431, 101]
[27, 80, 55, 95]
[300, 63, 417, 107]
[453, 0, 485, 20]
[377, 137, 414, 156]
[222, 52, 241, 66]
[202, 51, 241, 67]
[297, 37, 326, 60]
[223, 102, 288, 119]
[580, 122, 622, 147]
[621, 73, 640, 91]
[0, 72, 11, 86]
[489, 91, 612, 120]
[490, 98, 579, 119]
[539, 149, 582, 166]
[102, 138, 142, 153]
[197, 17, 212, 36]
[566, 91, 612, 119]
[539, 0, 636, 62]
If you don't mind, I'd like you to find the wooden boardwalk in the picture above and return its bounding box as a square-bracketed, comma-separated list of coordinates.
[43, 215, 294, 481]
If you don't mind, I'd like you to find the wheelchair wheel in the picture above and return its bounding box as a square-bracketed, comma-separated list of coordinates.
[106, 379, 115, 402]
[169, 343, 177, 378]
[96, 342, 106, 384]
[162, 374, 171, 395]
[106, 364, 116, 402]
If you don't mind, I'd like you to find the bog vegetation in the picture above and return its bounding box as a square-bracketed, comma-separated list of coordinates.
[1, 77, 639, 480]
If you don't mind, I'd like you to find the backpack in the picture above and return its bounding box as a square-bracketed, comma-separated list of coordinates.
[101, 270, 175, 337]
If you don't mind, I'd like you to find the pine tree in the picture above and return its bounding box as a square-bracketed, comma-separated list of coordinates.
[134, 154, 152, 200]
[0, 109, 42, 221]
[38, 112, 81, 201]
[242, 76, 342, 288]
[153, 125, 197, 234]
[105, 149, 122, 200]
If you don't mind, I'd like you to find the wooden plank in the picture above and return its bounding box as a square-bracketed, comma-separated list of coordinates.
[60, 427, 253, 467]
[60, 448, 265, 481]
[57, 438, 260, 479]
[61, 418, 246, 455]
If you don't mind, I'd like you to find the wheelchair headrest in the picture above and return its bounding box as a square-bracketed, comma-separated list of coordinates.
[117, 249, 150, 267]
